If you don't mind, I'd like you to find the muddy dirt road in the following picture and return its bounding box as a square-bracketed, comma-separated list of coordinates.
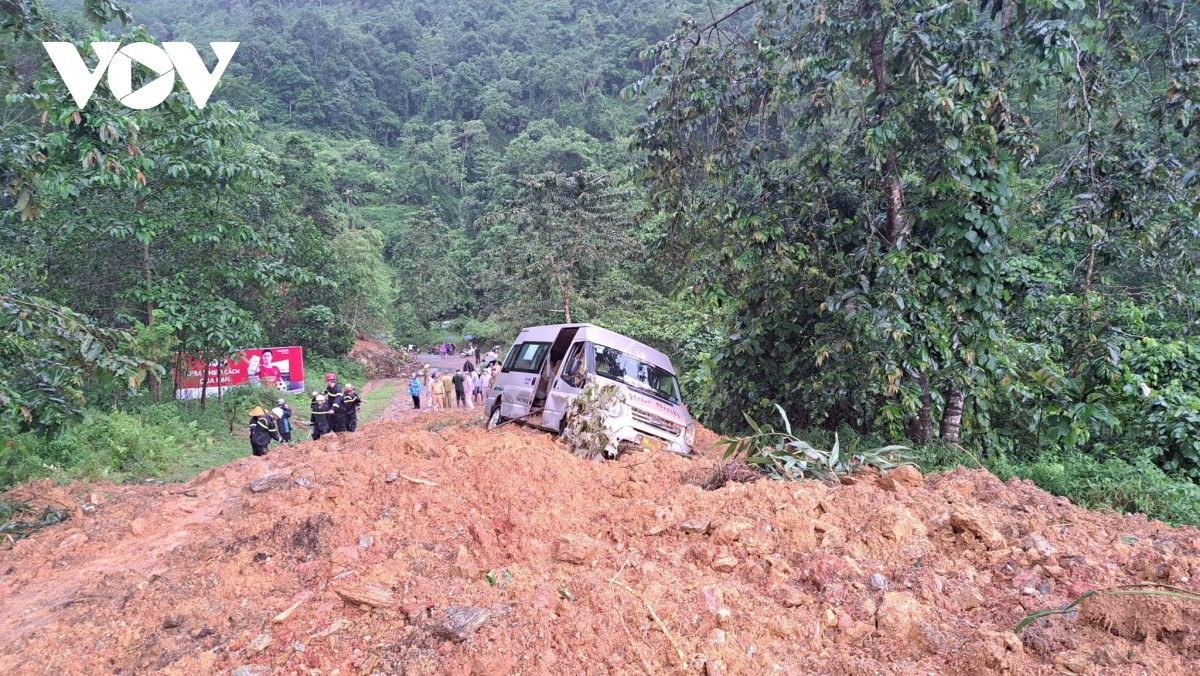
[2, 403, 1200, 674]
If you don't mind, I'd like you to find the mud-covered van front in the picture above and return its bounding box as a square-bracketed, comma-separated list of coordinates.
[484, 323, 696, 455]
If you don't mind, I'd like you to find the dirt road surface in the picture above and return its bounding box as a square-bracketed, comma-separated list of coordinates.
[2, 385, 1200, 673]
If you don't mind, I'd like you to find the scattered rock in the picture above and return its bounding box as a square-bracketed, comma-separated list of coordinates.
[876, 592, 938, 652]
[331, 545, 360, 566]
[645, 521, 672, 536]
[451, 545, 478, 580]
[128, 518, 147, 536]
[400, 601, 434, 625]
[680, 519, 710, 534]
[385, 473, 398, 483]
[333, 583, 394, 609]
[232, 667, 267, 676]
[359, 534, 374, 550]
[248, 473, 290, 493]
[877, 465, 922, 491]
[468, 521, 498, 550]
[868, 573, 889, 591]
[57, 531, 88, 550]
[950, 503, 1007, 549]
[1022, 533, 1057, 558]
[244, 632, 271, 656]
[711, 521, 752, 545]
[823, 607, 838, 628]
[712, 556, 738, 572]
[432, 606, 491, 643]
[553, 534, 598, 564]
[957, 588, 985, 610]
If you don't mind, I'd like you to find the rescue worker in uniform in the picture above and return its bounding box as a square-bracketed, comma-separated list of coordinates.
[340, 383, 361, 432]
[248, 406, 279, 456]
[274, 398, 293, 444]
[323, 372, 346, 433]
[310, 393, 332, 440]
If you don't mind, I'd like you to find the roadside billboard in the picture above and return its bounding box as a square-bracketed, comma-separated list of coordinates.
[174, 346, 306, 400]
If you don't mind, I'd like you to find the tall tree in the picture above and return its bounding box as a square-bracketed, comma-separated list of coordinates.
[478, 171, 630, 323]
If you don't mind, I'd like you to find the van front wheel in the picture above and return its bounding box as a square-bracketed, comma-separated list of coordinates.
[487, 402, 504, 431]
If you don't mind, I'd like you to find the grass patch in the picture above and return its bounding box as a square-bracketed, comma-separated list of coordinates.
[2, 378, 406, 490]
[356, 383, 399, 423]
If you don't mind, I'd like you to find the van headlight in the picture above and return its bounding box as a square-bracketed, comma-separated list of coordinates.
[685, 422, 697, 445]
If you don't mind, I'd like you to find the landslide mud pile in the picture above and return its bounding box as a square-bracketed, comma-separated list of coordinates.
[349, 337, 418, 380]
[2, 411, 1200, 674]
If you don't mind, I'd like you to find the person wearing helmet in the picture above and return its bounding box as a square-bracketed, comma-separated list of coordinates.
[323, 373, 347, 433]
[248, 406, 279, 457]
[341, 384, 361, 432]
[310, 393, 332, 440]
[274, 398, 293, 444]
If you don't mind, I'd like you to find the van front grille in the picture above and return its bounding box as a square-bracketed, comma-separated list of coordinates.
[632, 409, 682, 436]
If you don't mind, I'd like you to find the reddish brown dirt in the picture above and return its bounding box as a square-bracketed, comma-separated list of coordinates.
[349, 337, 419, 380]
[3, 411, 1200, 674]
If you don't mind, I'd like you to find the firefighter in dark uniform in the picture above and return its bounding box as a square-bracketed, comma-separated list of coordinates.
[340, 383, 361, 432]
[248, 406, 279, 456]
[310, 393, 333, 440]
[323, 372, 347, 433]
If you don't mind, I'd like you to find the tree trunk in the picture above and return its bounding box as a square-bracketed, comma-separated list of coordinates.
[199, 353, 210, 411]
[562, 283, 572, 324]
[906, 371, 933, 444]
[940, 388, 965, 444]
[864, 0, 905, 247]
[139, 204, 161, 402]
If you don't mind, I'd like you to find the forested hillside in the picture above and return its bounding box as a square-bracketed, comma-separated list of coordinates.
[5, 0, 1200, 525]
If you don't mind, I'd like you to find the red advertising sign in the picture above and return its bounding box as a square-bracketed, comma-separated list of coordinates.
[174, 346, 306, 400]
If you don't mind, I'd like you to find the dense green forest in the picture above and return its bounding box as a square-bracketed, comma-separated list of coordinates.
[5, 0, 1200, 524]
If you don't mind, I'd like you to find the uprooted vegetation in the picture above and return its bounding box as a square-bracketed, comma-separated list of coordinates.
[1, 411, 1199, 674]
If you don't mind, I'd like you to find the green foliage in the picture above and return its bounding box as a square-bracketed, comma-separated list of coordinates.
[217, 385, 282, 436]
[1, 278, 161, 437]
[0, 499, 70, 548]
[303, 355, 367, 392]
[278, 305, 355, 358]
[1, 409, 192, 486]
[719, 406, 912, 482]
[477, 171, 631, 324]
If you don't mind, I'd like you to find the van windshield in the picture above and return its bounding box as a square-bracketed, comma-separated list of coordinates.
[593, 344, 681, 404]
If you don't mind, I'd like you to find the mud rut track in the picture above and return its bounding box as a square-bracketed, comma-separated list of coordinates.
[2, 401, 1200, 674]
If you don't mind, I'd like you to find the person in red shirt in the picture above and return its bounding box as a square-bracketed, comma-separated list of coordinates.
[257, 349, 282, 387]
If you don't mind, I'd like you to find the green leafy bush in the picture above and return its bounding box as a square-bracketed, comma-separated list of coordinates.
[303, 356, 367, 392]
[1, 410, 198, 487]
[719, 406, 913, 482]
[278, 305, 355, 358]
[562, 376, 626, 460]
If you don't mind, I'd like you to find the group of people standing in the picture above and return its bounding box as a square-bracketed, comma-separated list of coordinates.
[408, 355, 500, 412]
[309, 372, 361, 440]
[246, 371, 361, 457]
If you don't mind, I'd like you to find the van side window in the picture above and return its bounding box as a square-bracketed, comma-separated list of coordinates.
[560, 343, 587, 388]
[508, 342, 550, 373]
[501, 344, 522, 373]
